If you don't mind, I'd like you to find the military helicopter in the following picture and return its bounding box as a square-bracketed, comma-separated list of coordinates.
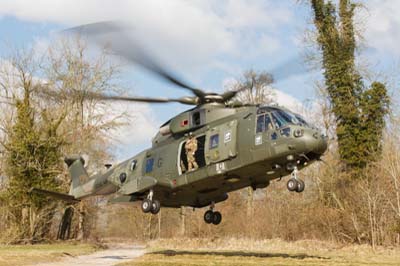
[33, 22, 328, 225]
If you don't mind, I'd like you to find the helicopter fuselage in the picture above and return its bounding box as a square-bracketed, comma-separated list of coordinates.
[77, 104, 327, 208]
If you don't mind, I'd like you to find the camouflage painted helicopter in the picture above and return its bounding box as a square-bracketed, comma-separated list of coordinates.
[34, 22, 327, 225]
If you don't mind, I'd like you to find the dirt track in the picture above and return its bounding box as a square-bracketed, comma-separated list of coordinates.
[35, 244, 146, 266]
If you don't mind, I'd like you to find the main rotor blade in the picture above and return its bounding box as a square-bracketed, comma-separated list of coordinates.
[268, 55, 314, 83]
[220, 84, 253, 103]
[91, 94, 197, 105]
[64, 21, 206, 98]
[38, 87, 197, 105]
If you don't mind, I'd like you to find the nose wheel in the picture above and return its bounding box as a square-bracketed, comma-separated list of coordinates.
[203, 202, 222, 225]
[287, 167, 305, 193]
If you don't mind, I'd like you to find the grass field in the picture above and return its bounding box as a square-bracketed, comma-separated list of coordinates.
[119, 238, 400, 266]
[0, 239, 399, 266]
[0, 243, 100, 266]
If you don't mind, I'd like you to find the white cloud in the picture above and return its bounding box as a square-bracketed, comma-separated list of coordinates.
[101, 102, 159, 159]
[358, 0, 400, 55]
[272, 89, 304, 113]
[0, 0, 294, 72]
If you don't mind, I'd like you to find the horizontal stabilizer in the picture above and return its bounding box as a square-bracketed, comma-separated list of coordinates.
[30, 188, 80, 203]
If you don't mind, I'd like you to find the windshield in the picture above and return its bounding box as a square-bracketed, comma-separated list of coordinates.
[270, 109, 311, 128]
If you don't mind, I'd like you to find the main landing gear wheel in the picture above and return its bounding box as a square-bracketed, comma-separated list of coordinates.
[150, 200, 161, 214]
[141, 190, 161, 214]
[212, 211, 222, 225]
[296, 179, 305, 193]
[141, 199, 153, 213]
[287, 178, 298, 192]
[204, 210, 214, 224]
[203, 210, 222, 225]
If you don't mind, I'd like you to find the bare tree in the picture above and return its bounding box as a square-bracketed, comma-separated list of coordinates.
[227, 69, 275, 105]
[42, 37, 129, 240]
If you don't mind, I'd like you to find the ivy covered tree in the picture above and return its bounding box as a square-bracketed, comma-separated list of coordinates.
[310, 0, 390, 171]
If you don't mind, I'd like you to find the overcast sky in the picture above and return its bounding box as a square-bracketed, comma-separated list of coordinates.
[0, 0, 398, 160]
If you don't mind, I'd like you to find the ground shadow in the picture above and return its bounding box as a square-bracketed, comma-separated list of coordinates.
[151, 250, 330, 260]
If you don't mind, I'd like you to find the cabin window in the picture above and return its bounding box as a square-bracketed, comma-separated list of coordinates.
[192, 112, 201, 126]
[119, 172, 127, 183]
[190, 109, 205, 127]
[210, 134, 219, 149]
[130, 160, 137, 171]
[145, 158, 154, 173]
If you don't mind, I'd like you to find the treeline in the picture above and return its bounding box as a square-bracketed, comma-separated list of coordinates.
[0, 38, 127, 243]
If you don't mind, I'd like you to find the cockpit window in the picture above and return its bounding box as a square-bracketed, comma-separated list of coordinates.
[277, 110, 300, 124]
[256, 115, 265, 133]
[256, 107, 312, 130]
[265, 114, 273, 131]
[256, 113, 274, 133]
[294, 114, 310, 127]
[271, 109, 311, 128]
[271, 111, 288, 128]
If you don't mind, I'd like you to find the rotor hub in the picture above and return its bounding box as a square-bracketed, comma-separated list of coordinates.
[203, 94, 225, 103]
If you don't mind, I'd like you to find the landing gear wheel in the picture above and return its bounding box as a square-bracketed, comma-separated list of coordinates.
[296, 179, 305, 193]
[150, 200, 161, 214]
[212, 211, 222, 225]
[204, 210, 214, 224]
[287, 178, 298, 192]
[141, 199, 153, 213]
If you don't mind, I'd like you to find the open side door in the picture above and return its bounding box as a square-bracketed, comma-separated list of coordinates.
[177, 134, 206, 175]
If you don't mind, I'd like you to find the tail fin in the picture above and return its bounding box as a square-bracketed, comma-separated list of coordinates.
[29, 155, 87, 203]
[64, 155, 88, 195]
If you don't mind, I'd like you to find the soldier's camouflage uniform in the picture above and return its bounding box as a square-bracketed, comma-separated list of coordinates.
[185, 136, 198, 171]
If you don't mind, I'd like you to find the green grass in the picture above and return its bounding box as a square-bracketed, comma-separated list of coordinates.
[0, 242, 100, 266]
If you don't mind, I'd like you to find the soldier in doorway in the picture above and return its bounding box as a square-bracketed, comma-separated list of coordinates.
[185, 132, 198, 171]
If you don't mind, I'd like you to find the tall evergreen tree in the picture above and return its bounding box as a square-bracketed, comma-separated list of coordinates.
[310, 0, 390, 171]
[1, 79, 65, 242]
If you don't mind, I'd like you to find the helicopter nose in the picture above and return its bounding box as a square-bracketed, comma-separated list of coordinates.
[303, 129, 328, 155]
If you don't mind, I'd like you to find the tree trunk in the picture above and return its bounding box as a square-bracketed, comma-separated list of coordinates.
[76, 203, 85, 240]
[157, 210, 162, 239]
[180, 207, 185, 237]
[246, 187, 254, 237]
